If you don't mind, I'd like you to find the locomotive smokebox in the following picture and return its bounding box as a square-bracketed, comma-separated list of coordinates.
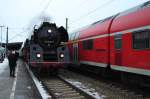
[33, 22, 68, 49]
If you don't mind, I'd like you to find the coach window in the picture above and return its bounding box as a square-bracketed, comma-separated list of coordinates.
[74, 32, 80, 40]
[114, 34, 122, 49]
[70, 33, 74, 40]
[132, 30, 150, 49]
[69, 33, 75, 40]
[82, 39, 93, 50]
[69, 33, 72, 40]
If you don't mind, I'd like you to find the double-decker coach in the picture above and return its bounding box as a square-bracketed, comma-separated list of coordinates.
[65, 1, 150, 85]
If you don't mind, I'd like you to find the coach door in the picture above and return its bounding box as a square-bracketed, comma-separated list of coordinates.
[114, 34, 122, 66]
[73, 43, 78, 64]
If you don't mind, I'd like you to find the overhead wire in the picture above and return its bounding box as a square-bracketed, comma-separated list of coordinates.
[0, 0, 53, 42]
[40, 0, 53, 14]
[66, 0, 90, 19]
[76, 0, 90, 8]
[7, 27, 29, 42]
[8, 33, 23, 42]
[70, 0, 116, 25]
[0, 27, 24, 43]
[14, 1, 53, 42]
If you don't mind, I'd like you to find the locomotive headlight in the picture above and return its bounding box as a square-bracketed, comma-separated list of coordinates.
[48, 29, 52, 33]
[36, 53, 41, 58]
[59, 53, 64, 58]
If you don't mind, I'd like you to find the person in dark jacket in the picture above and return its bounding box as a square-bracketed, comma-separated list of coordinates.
[8, 51, 18, 77]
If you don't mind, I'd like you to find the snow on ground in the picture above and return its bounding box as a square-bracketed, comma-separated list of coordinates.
[0, 58, 8, 74]
[62, 77, 105, 99]
[25, 64, 51, 99]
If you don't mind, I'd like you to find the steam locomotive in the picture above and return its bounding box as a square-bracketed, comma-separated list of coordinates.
[66, 1, 150, 85]
[21, 22, 70, 73]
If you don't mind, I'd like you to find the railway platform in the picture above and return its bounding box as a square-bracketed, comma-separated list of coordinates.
[0, 58, 41, 99]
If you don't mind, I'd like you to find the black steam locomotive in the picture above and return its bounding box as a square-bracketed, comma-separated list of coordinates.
[21, 22, 70, 73]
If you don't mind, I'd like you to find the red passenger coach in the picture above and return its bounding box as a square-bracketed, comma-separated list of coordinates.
[110, 5, 150, 76]
[67, 1, 150, 84]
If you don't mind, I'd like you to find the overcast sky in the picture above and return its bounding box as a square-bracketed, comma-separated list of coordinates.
[0, 0, 149, 43]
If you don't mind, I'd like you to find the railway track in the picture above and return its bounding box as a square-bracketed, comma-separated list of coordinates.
[26, 62, 100, 99]
[60, 69, 150, 99]
[26, 61, 150, 99]
[41, 76, 98, 99]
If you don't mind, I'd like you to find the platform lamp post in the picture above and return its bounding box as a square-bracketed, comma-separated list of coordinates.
[66, 18, 68, 32]
[5, 27, 8, 57]
[0, 25, 5, 47]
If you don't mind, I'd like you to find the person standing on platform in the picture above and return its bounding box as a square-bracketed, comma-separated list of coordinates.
[8, 51, 18, 77]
